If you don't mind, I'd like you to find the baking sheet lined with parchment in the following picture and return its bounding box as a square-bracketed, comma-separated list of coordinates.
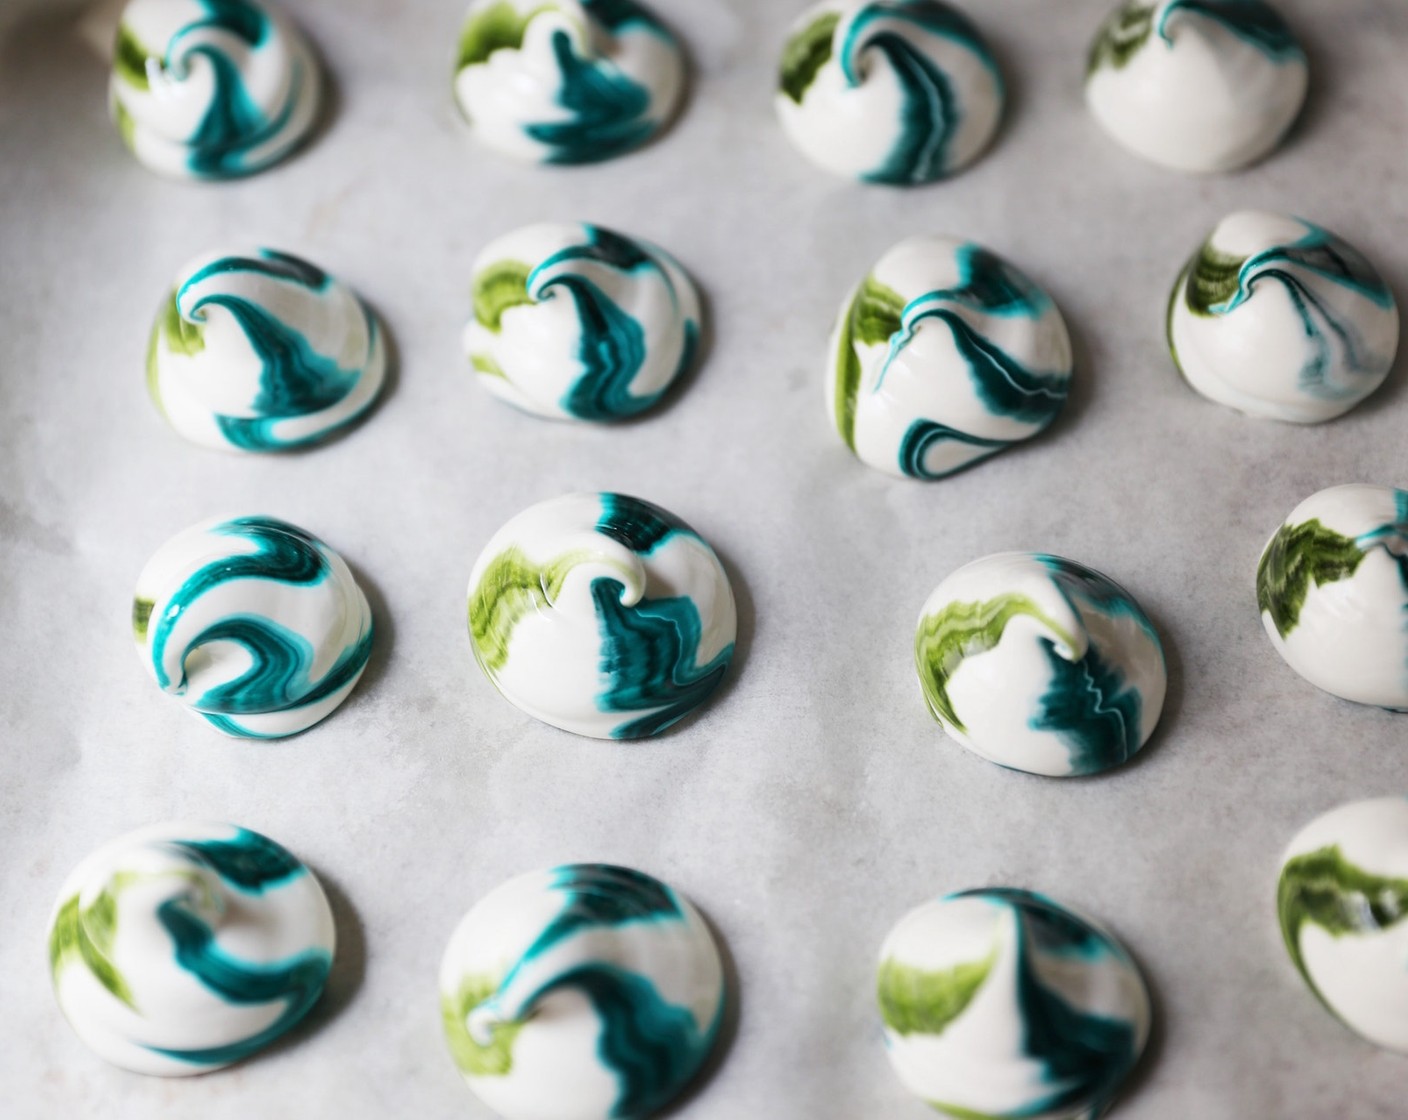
[1, 1, 1406, 1116]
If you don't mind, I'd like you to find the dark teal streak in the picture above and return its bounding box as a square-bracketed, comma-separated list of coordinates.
[596, 493, 693, 554]
[1219, 228, 1395, 400]
[150, 517, 330, 691]
[970, 889, 1140, 1118]
[839, 2, 1000, 185]
[538, 227, 689, 421]
[1158, 0, 1303, 61]
[173, 829, 305, 893]
[147, 897, 330, 1067]
[591, 579, 733, 739]
[898, 420, 1007, 479]
[1030, 637, 1144, 775]
[526, 964, 718, 1118]
[527, 31, 655, 164]
[185, 293, 363, 421]
[186, 614, 372, 715]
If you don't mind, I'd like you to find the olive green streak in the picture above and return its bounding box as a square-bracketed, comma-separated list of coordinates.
[132, 597, 155, 643]
[877, 945, 997, 1037]
[779, 12, 839, 103]
[916, 594, 1076, 733]
[1185, 240, 1246, 317]
[49, 886, 136, 1010]
[1257, 518, 1365, 639]
[442, 975, 524, 1077]
[470, 353, 509, 379]
[834, 275, 904, 452]
[457, 1, 562, 71]
[1086, 4, 1155, 76]
[473, 261, 536, 334]
[1278, 844, 1408, 1000]
[113, 22, 154, 92]
[469, 546, 629, 672]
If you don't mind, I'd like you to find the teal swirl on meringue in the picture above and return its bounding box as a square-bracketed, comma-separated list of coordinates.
[776, 0, 1005, 185]
[1170, 213, 1399, 423]
[453, 0, 684, 165]
[830, 236, 1073, 480]
[440, 864, 725, 1119]
[878, 889, 1150, 1119]
[466, 224, 701, 423]
[47, 822, 335, 1076]
[134, 515, 374, 739]
[109, 0, 322, 181]
[148, 248, 387, 453]
[915, 553, 1166, 777]
[467, 493, 736, 739]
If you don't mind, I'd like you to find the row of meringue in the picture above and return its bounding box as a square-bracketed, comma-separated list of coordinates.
[54, 801, 1408, 1117]
[143, 211, 1399, 460]
[109, 0, 1311, 181]
[131, 481, 1408, 758]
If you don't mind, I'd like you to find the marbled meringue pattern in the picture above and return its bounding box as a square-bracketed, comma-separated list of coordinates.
[916, 553, 1167, 777]
[1278, 799, 1408, 1053]
[1257, 485, 1408, 710]
[468, 493, 736, 739]
[440, 864, 725, 1120]
[110, 0, 322, 180]
[48, 821, 335, 1075]
[452, 0, 685, 164]
[148, 248, 387, 452]
[133, 515, 375, 739]
[830, 236, 1072, 480]
[1085, 0, 1307, 173]
[878, 889, 1150, 1120]
[777, 0, 1004, 185]
[1169, 212, 1399, 424]
[465, 223, 700, 423]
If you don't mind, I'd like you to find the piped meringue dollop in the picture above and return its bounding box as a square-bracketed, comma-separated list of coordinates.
[465, 223, 701, 423]
[828, 236, 1073, 480]
[1278, 798, 1408, 1053]
[1085, 0, 1307, 173]
[1168, 211, 1399, 424]
[878, 888, 1150, 1118]
[48, 821, 335, 1075]
[467, 493, 736, 739]
[148, 247, 387, 452]
[133, 515, 375, 739]
[1257, 485, 1408, 710]
[452, 0, 685, 164]
[110, 0, 323, 180]
[915, 552, 1167, 777]
[440, 864, 725, 1120]
[776, 0, 1005, 185]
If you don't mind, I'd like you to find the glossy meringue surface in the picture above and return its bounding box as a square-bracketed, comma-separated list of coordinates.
[829, 236, 1072, 480]
[1278, 798, 1408, 1053]
[147, 247, 387, 452]
[467, 493, 736, 739]
[878, 889, 1150, 1120]
[1085, 0, 1307, 173]
[915, 553, 1167, 777]
[1257, 484, 1408, 710]
[133, 515, 375, 739]
[776, 0, 1004, 185]
[440, 864, 725, 1120]
[452, 0, 685, 164]
[110, 0, 322, 180]
[47, 821, 335, 1076]
[465, 223, 701, 423]
[1168, 212, 1399, 424]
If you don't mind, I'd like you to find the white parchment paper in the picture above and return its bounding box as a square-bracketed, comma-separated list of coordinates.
[1, 1, 1406, 1116]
